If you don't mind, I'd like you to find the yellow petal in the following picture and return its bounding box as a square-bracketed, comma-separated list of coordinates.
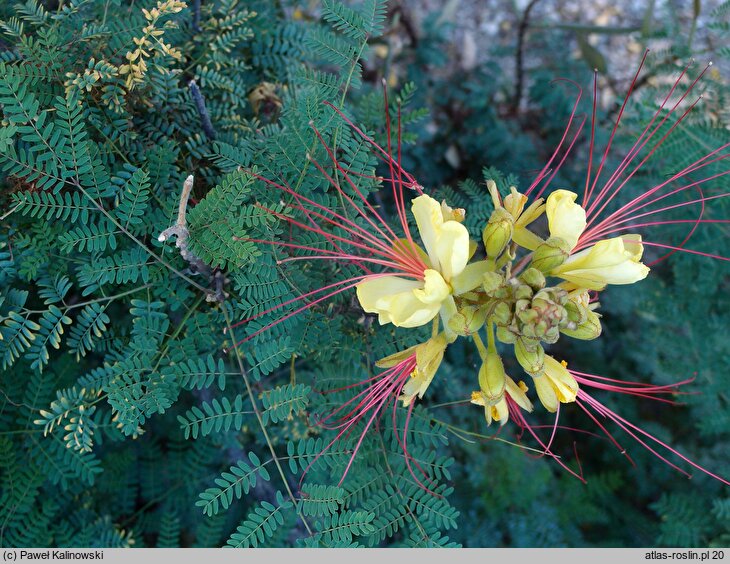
[441, 200, 465, 223]
[504, 187, 528, 220]
[546, 189, 587, 250]
[415, 333, 448, 377]
[621, 234, 644, 259]
[505, 376, 533, 413]
[411, 194, 443, 270]
[543, 355, 578, 403]
[438, 295, 459, 342]
[356, 276, 440, 328]
[512, 226, 545, 251]
[413, 269, 449, 304]
[532, 374, 559, 412]
[515, 199, 545, 229]
[552, 236, 650, 290]
[451, 260, 493, 295]
[492, 399, 509, 425]
[434, 220, 470, 280]
[375, 345, 419, 368]
[388, 297, 441, 328]
[468, 239, 478, 260]
[400, 335, 447, 404]
[356, 276, 421, 312]
[411, 194, 470, 280]
[400, 379, 427, 406]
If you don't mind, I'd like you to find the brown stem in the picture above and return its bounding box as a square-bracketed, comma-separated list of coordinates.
[511, 0, 543, 115]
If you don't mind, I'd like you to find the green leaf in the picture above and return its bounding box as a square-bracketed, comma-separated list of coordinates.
[25, 305, 72, 371]
[66, 302, 111, 359]
[197, 453, 272, 517]
[0, 311, 40, 369]
[225, 492, 292, 548]
[261, 383, 311, 424]
[177, 394, 250, 439]
[112, 166, 151, 231]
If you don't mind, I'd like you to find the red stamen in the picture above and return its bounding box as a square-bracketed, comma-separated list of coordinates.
[585, 59, 700, 214]
[526, 78, 584, 197]
[582, 69, 599, 205]
[582, 50, 650, 207]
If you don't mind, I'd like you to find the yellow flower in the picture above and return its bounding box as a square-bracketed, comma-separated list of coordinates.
[394, 334, 449, 406]
[530, 355, 579, 412]
[471, 377, 533, 426]
[357, 270, 449, 327]
[550, 234, 650, 291]
[545, 189, 586, 250]
[503, 186, 528, 220]
[357, 194, 486, 328]
[507, 188, 546, 251]
[411, 194, 469, 280]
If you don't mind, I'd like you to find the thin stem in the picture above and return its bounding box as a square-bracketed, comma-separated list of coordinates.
[151, 293, 205, 374]
[432, 417, 557, 455]
[22, 284, 152, 315]
[512, 0, 543, 114]
[0, 203, 21, 221]
[486, 321, 496, 353]
[472, 331, 488, 360]
[222, 306, 313, 535]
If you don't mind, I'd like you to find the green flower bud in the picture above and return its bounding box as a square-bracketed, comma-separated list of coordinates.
[519, 267, 546, 290]
[563, 300, 585, 326]
[534, 319, 550, 337]
[478, 352, 506, 403]
[483, 271, 505, 297]
[514, 337, 545, 375]
[520, 323, 538, 339]
[495, 325, 517, 344]
[514, 283, 533, 301]
[542, 326, 561, 344]
[560, 309, 602, 340]
[447, 305, 488, 336]
[533, 298, 566, 324]
[534, 287, 567, 305]
[482, 208, 514, 259]
[514, 298, 531, 315]
[492, 301, 513, 325]
[531, 236, 571, 272]
[563, 300, 587, 324]
[516, 308, 538, 326]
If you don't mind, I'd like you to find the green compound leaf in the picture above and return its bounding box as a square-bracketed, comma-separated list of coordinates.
[177, 394, 250, 439]
[261, 383, 311, 424]
[225, 491, 293, 548]
[197, 452, 272, 517]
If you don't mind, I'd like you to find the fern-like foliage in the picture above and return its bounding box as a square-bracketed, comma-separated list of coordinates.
[225, 491, 293, 548]
[178, 394, 250, 439]
[197, 452, 271, 517]
[261, 383, 311, 424]
[0, 0, 728, 550]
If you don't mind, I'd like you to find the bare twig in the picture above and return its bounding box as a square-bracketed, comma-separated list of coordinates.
[512, 0, 543, 115]
[158, 175, 228, 302]
[71, 178, 210, 294]
[158, 174, 196, 256]
[191, 0, 201, 33]
[189, 80, 216, 140]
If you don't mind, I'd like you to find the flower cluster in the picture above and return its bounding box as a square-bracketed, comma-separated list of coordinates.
[236, 58, 730, 486]
[355, 184, 651, 428]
